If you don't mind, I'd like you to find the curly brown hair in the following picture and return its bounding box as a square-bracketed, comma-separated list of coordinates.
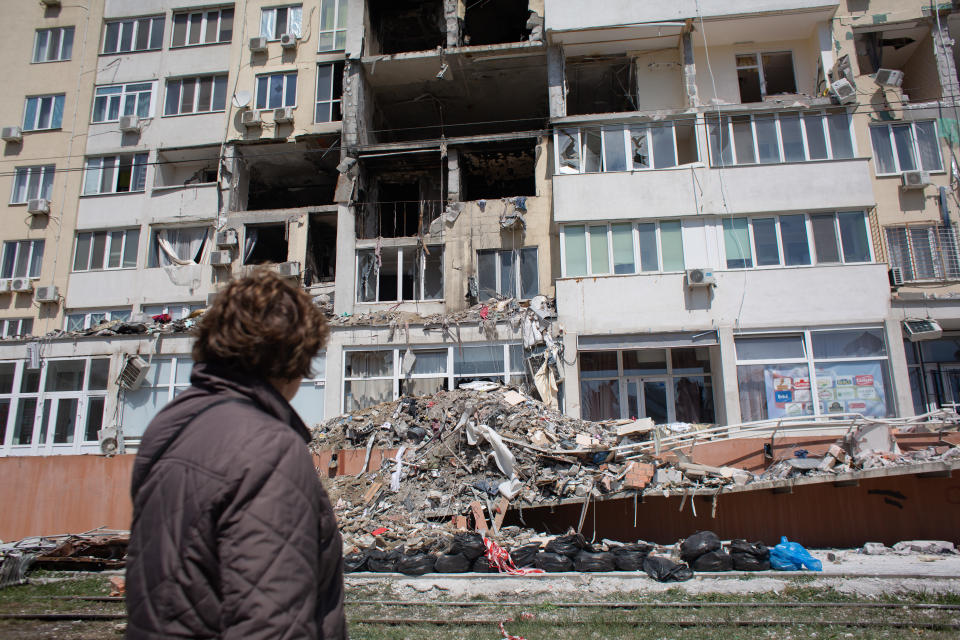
[192, 269, 330, 381]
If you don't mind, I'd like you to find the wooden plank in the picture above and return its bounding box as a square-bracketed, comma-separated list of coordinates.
[492, 497, 510, 531]
[470, 501, 488, 533]
[362, 481, 383, 504]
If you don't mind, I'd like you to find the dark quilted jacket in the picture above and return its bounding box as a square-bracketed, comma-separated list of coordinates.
[126, 362, 346, 639]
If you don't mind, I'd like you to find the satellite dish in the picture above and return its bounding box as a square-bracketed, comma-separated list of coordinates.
[232, 91, 251, 109]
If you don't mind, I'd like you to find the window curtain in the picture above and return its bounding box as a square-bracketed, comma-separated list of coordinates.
[157, 228, 207, 266]
[242, 228, 258, 264]
[260, 10, 275, 38]
[288, 7, 303, 37]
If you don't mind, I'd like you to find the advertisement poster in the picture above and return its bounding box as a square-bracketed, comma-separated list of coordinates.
[763, 362, 889, 418]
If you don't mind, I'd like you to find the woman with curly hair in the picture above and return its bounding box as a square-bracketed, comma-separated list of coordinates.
[125, 269, 346, 639]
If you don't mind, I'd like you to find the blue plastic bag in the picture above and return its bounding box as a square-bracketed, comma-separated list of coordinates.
[769, 536, 822, 571]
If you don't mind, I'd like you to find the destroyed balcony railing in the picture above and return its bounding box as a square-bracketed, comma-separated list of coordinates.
[357, 200, 443, 239]
[885, 224, 960, 283]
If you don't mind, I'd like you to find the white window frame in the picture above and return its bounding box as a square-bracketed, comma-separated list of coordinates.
[318, 0, 348, 52]
[33, 26, 75, 63]
[707, 110, 855, 167]
[83, 153, 149, 195]
[735, 50, 797, 101]
[102, 15, 164, 54]
[171, 6, 234, 48]
[1, 318, 33, 339]
[73, 229, 140, 272]
[92, 82, 156, 123]
[118, 355, 193, 445]
[10, 165, 55, 204]
[65, 309, 131, 331]
[869, 120, 944, 176]
[553, 122, 696, 175]
[560, 221, 685, 278]
[260, 4, 303, 41]
[477, 247, 539, 300]
[1, 240, 45, 279]
[255, 71, 298, 110]
[140, 302, 205, 320]
[164, 75, 229, 116]
[23, 95, 65, 131]
[315, 62, 343, 123]
[355, 245, 444, 303]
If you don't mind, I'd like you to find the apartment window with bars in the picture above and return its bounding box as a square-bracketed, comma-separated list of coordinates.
[102, 16, 164, 54]
[73, 229, 140, 271]
[33, 27, 74, 62]
[707, 110, 854, 167]
[164, 75, 228, 116]
[83, 154, 148, 195]
[869, 121, 942, 176]
[171, 7, 233, 47]
[92, 82, 155, 123]
[23, 95, 64, 131]
[318, 0, 348, 51]
[886, 226, 960, 282]
[11, 166, 55, 204]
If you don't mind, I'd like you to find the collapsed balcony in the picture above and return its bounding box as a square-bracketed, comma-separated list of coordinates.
[855, 21, 941, 103]
[232, 138, 339, 211]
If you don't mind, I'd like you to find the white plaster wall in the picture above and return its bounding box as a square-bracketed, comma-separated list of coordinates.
[96, 46, 231, 86]
[86, 111, 227, 155]
[693, 38, 820, 104]
[66, 265, 212, 308]
[556, 263, 891, 335]
[634, 49, 686, 111]
[77, 184, 217, 229]
[103, 0, 230, 18]
[545, 0, 839, 32]
[552, 159, 876, 222]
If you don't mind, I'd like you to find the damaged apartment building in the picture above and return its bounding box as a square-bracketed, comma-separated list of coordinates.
[4, 0, 960, 459]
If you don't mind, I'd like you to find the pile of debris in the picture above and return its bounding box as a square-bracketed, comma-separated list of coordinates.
[0, 530, 128, 588]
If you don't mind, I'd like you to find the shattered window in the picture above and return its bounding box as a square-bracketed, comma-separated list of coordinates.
[555, 129, 580, 174]
[315, 62, 343, 123]
[736, 51, 795, 103]
[356, 245, 443, 303]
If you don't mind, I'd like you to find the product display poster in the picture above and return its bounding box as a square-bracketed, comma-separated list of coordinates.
[814, 362, 888, 417]
[763, 365, 814, 418]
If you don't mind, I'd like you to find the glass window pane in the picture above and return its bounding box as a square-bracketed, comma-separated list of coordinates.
[180, 79, 195, 114]
[827, 111, 854, 159]
[0, 398, 8, 445]
[915, 122, 942, 172]
[90, 231, 106, 270]
[13, 398, 38, 445]
[811, 214, 841, 263]
[53, 397, 79, 444]
[409, 349, 447, 375]
[343, 379, 392, 412]
[580, 351, 619, 378]
[205, 12, 219, 43]
[119, 21, 134, 52]
[316, 63, 332, 101]
[269, 74, 284, 108]
[123, 229, 139, 268]
[651, 125, 676, 168]
[752, 217, 780, 266]
[732, 116, 756, 164]
[892, 124, 917, 172]
[519, 248, 538, 298]
[755, 117, 780, 163]
[660, 221, 684, 271]
[88, 358, 110, 390]
[74, 233, 91, 271]
[213, 75, 228, 110]
[477, 250, 497, 299]
[803, 113, 828, 160]
[172, 13, 187, 46]
[611, 223, 634, 274]
[564, 225, 587, 277]
[284, 73, 297, 107]
[165, 80, 181, 115]
[623, 349, 667, 375]
[630, 127, 649, 169]
[671, 347, 711, 373]
[499, 250, 516, 298]
[589, 225, 609, 274]
[780, 214, 811, 265]
[637, 223, 658, 271]
[602, 127, 627, 172]
[581, 379, 620, 420]
[557, 129, 580, 173]
[814, 360, 892, 417]
[723, 218, 752, 268]
[736, 335, 806, 360]
[509, 344, 524, 372]
[219, 9, 233, 42]
[869, 126, 896, 174]
[135, 19, 150, 50]
[455, 345, 505, 375]
[345, 350, 393, 378]
[583, 130, 602, 172]
[107, 231, 123, 268]
[708, 117, 733, 167]
[84, 396, 105, 441]
[121, 387, 165, 438]
[779, 113, 805, 161]
[45, 359, 86, 392]
[737, 363, 813, 421]
[0, 362, 14, 393]
[812, 329, 886, 358]
[149, 17, 164, 50]
[838, 211, 869, 262]
[910, 227, 937, 279]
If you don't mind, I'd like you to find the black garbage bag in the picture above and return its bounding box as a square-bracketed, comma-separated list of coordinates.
[366, 549, 402, 573]
[545, 533, 586, 558]
[612, 542, 653, 556]
[343, 552, 368, 573]
[643, 555, 694, 582]
[472, 555, 495, 573]
[574, 550, 616, 572]
[534, 552, 573, 572]
[434, 552, 470, 573]
[680, 531, 721, 563]
[449, 532, 486, 561]
[510, 544, 540, 568]
[397, 553, 436, 576]
[729, 539, 770, 571]
[692, 550, 734, 572]
[611, 545, 650, 572]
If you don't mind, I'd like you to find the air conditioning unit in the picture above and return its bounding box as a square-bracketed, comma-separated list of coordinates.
[210, 250, 233, 266]
[0, 279, 10, 294]
[830, 78, 857, 104]
[889, 267, 904, 287]
[874, 68, 904, 88]
[275, 261, 300, 278]
[98, 427, 119, 456]
[27, 198, 50, 215]
[1, 126, 22, 143]
[280, 33, 298, 48]
[215, 228, 238, 247]
[240, 110, 262, 128]
[118, 355, 150, 390]
[904, 318, 943, 342]
[901, 170, 931, 189]
[249, 36, 268, 52]
[34, 285, 59, 303]
[119, 114, 141, 133]
[10, 278, 33, 293]
[685, 268, 716, 288]
[274, 106, 294, 123]
[41, 0, 62, 6]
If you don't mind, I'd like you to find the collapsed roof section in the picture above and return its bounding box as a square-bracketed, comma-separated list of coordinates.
[229, 137, 340, 211]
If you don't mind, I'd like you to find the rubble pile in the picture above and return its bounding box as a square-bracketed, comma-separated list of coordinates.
[0, 530, 129, 587]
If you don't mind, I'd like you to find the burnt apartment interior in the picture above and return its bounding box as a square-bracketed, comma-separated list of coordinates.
[234, 139, 340, 210]
[305, 214, 337, 286]
[566, 56, 638, 115]
[356, 152, 443, 239]
[242, 223, 288, 265]
[461, 0, 534, 47]
[155, 146, 219, 187]
[457, 139, 536, 200]
[855, 21, 940, 102]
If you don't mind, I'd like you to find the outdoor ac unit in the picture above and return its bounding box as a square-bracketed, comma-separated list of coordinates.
[685, 268, 716, 288]
[274, 106, 294, 123]
[240, 110, 262, 128]
[41, 0, 62, 6]
[904, 318, 943, 342]
[275, 261, 300, 278]
[119, 114, 141, 133]
[280, 33, 297, 48]
[98, 427, 119, 456]
[26, 198, 50, 215]
[889, 267, 904, 287]
[215, 228, 238, 247]
[34, 285, 59, 303]
[249, 36, 268, 52]
[210, 250, 232, 266]
[10, 278, 33, 293]
[1, 126, 22, 143]
[0, 279, 10, 294]
[874, 68, 904, 88]
[901, 170, 931, 189]
[831, 78, 857, 104]
[119, 355, 150, 390]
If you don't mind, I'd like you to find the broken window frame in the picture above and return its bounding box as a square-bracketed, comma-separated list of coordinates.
[0, 357, 110, 454]
[355, 245, 444, 303]
[83, 153, 149, 195]
[255, 71, 298, 110]
[869, 121, 943, 176]
[554, 121, 696, 175]
[707, 109, 854, 167]
[560, 220, 684, 278]
[141, 302, 205, 320]
[1, 318, 33, 339]
[1, 239, 45, 279]
[260, 4, 303, 41]
[171, 6, 233, 48]
[33, 26, 75, 63]
[120, 355, 193, 441]
[73, 228, 140, 272]
[735, 328, 893, 421]
[92, 81, 156, 123]
[314, 62, 343, 123]
[476, 248, 539, 300]
[735, 51, 797, 103]
[318, 0, 348, 52]
[102, 15, 165, 54]
[65, 309, 131, 332]
[885, 225, 960, 282]
[722, 212, 871, 270]
[148, 226, 210, 268]
[11, 165, 55, 204]
[164, 74, 229, 116]
[23, 94, 65, 131]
